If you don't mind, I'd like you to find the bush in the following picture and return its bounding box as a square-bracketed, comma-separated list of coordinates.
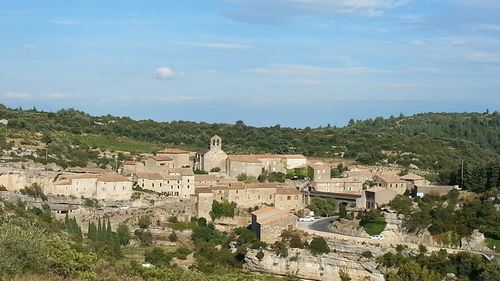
[308, 198, 336, 217]
[360, 210, 386, 236]
[138, 215, 152, 229]
[135, 229, 153, 246]
[210, 167, 221, 172]
[308, 237, 330, 256]
[144, 247, 173, 265]
[116, 224, 131, 245]
[272, 241, 289, 258]
[19, 183, 47, 201]
[256, 250, 265, 261]
[168, 232, 178, 242]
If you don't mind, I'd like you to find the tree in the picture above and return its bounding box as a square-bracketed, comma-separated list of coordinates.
[256, 250, 265, 261]
[138, 215, 152, 229]
[272, 241, 289, 258]
[116, 224, 130, 245]
[210, 200, 237, 220]
[308, 198, 336, 217]
[308, 237, 330, 256]
[210, 167, 221, 172]
[135, 229, 153, 246]
[339, 203, 348, 219]
[237, 173, 248, 182]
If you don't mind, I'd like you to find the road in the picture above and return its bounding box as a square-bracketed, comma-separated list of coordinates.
[298, 217, 500, 262]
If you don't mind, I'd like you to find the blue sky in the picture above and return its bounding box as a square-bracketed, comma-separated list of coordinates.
[0, 0, 499, 127]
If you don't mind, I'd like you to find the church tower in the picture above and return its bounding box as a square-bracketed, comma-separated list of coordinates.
[210, 135, 222, 150]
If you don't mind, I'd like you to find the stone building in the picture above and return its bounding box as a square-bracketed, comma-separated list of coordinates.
[251, 207, 297, 243]
[195, 183, 305, 219]
[365, 187, 397, 209]
[144, 156, 175, 171]
[134, 168, 194, 198]
[256, 154, 307, 174]
[156, 148, 192, 168]
[373, 174, 407, 195]
[226, 155, 262, 179]
[194, 174, 218, 187]
[400, 173, 430, 188]
[309, 162, 331, 181]
[313, 178, 363, 193]
[195, 135, 228, 173]
[52, 172, 132, 201]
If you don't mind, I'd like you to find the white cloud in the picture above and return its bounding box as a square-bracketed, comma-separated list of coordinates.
[467, 52, 500, 63]
[224, 0, 411, 24]
[171, 41, 253, 50]
[479, 24, 500, 32]
[44, 93, 68, 100]
[22, 44, 37, 51]
[119, 95, 208, 103]
[244, 64, 387, 75]
[2, 91, 32, 100]
[155, 67, 177, 79]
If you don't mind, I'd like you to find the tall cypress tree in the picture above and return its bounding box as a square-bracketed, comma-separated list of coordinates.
[97, 217, 102, 241]
[106, 218, 112, 241]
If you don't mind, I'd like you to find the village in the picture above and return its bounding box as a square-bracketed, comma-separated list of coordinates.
[0, 131, 497, 280]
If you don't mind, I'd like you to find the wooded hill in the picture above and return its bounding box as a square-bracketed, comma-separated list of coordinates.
[0, 104, 498, 181]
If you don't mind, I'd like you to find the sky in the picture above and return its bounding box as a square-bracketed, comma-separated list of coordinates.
[0, 0, 499, 127]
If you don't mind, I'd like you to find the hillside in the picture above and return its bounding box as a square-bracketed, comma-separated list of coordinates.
[0, 105, 498, 178]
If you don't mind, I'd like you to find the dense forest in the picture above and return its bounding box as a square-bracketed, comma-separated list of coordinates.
[0, 105, 498, 182]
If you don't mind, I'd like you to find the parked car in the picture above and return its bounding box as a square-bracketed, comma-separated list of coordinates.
[298, 216, 315, 222]
[370, 235, 384, 240]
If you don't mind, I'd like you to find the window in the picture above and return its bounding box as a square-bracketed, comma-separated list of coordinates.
[122, 186, 125, 190]
[142, 183, 144, 188]
[258, 195, 261, 200]
[152, 183, 154, 188]
[287, 196, 291, 200]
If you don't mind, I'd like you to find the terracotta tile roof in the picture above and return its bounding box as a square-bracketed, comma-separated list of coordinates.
[150, 155, 173, 162]
[162, 174, 182, 180]
[69, 173, 99, 180]
[227, 155, 261, 163]
[366, 187, 390, 193]
[256, 154, 306, 159]
[169, 168, 194, 176]
[97, 172, 131, 182]
[375, 173, 406, 183]
[195, 188, 213, 194]
[251, 207, 295, 225]
[244, 183, 282, 189]
[123, 160, 137, 166]
[276, 188, 301, 195]
[400, 173, 425, 181]
[135, 172, 164, 180]
[195, 174, 217, 181]
[157, 148, 191, 154]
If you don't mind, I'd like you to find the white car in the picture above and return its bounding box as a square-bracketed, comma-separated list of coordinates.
[370, 235, 384, 240]
[298, 216, 315, 222]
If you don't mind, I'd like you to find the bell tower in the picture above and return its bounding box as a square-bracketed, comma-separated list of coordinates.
[210, 135, 222, 150]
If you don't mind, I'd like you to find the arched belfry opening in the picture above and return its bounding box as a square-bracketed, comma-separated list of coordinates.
[210, 135, 222, 150]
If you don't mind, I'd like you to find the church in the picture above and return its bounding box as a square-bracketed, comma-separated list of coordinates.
[195, 135, 228, 173]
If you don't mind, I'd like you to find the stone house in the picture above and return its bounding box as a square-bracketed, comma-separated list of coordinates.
[134, 168, 194, 198]
[52, 172, 132, 201]
[194, 174, 218, 187]
[365, 187, 397, 209]
[313, 178, 363, 193]
[226, 155, 263, 179]
[251, 207, 297, 243]
[256, 154, 307, 174]
[275, 188, 304, 211]
[156, 148, 192, 168]
[195, 183, 305, 219]
[400, 173, 430, 188]
[345, 170, 374, 183]
[144, 155, 175, 172]
[309, 162, 331, 181]
[195, 135, 228, 172]
[373, 174, 407, 195]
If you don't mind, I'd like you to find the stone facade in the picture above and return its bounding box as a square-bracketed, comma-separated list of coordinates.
[52, 172, 132, 201]
[314, 178, 363, 193]
[251, 207, 297, 243]
[195, 135, 228, 172]
[135, 168, 195, 198]
[373, 174, 407, 195]
[226, 155, 262, 179]
[365, 187, 397, 209]
[156, 148, 192, 168]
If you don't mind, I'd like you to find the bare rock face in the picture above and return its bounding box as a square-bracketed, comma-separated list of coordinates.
[461, 229, 488, 252]
[331, 218, 369, 238]
[245, 248, 384, 281]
